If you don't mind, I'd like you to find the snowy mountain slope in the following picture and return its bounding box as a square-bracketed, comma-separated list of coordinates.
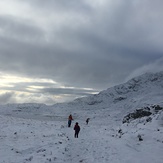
[0, 71, 163, 163]
[71, 71, 163, 109]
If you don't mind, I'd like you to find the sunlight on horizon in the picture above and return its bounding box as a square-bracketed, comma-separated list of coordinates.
[0, 72, 97, 104]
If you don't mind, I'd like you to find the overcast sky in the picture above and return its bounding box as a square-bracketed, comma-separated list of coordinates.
[0, 0, 163, 105]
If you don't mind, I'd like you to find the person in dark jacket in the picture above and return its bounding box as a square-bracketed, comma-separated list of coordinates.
[74, 122, 80, 138]
[68, 114, 73, 127]
[86, 118, 90, 125]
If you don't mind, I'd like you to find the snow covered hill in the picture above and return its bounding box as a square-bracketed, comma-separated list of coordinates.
[0, 71, 163, 163]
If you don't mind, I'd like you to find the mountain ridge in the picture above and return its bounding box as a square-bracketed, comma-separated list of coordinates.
[0, 71, 163, 122]
[68, 71, 163, 108]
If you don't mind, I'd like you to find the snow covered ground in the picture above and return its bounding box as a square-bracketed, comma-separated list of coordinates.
[0, 72, 163, 163]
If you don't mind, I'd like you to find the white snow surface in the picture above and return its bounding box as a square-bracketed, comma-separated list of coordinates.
[0, 72, 163, 163]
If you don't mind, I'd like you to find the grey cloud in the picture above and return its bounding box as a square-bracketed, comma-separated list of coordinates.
[41, 88, 97, 96]
[0, 92, 16, 104]
[0, 15, 44, 42]
[22, 0, 92, 13]
[0, 0, 163, 104]
[0, 80, 97, 97]
[125, 57, 163, 81]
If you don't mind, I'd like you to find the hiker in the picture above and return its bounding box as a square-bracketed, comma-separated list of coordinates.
[86, 118, 90, 125]
[68, 114, 73, 127]
[74, 122, 80, 138]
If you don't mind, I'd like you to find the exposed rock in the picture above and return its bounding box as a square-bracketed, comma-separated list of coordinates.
[123, 108, 152, 123]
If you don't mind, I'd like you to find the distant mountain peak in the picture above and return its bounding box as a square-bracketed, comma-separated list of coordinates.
[106, 71, 163, 94]
[73, 71, 163, 109]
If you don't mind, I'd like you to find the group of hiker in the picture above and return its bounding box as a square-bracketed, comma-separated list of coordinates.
[68, 114, 90, 138]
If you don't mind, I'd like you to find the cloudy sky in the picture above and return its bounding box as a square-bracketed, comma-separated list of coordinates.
[0, 0, 163, 105]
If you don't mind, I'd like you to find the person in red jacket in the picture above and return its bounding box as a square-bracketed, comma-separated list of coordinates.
[74, 122, 80, 138]
[68, 114, 73, 127]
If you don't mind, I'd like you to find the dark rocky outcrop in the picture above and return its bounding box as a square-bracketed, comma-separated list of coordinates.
[123, 105, 163, 123]
[123, 107, 152, 123]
